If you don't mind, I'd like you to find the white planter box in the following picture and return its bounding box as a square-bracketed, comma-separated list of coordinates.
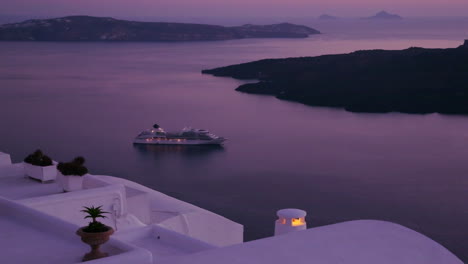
[59, 172, 84, 192]
[0, 152, 12, 167]
[24, 162, 57, 182]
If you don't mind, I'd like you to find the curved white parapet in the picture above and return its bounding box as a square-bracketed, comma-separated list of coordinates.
[168, 220, 463, 264]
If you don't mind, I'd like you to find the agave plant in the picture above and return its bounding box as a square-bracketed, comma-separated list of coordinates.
[81, 206, 110, 233]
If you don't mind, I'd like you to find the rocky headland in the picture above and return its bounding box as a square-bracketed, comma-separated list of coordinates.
[203, 40, 468, 115]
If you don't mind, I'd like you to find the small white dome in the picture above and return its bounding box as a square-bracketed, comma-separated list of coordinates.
[277, 208, 307, 218]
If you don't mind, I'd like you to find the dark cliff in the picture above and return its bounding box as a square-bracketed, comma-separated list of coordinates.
[203, 41, 468, 115]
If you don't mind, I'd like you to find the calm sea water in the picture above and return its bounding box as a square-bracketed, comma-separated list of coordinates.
[0, 18, 467, 260]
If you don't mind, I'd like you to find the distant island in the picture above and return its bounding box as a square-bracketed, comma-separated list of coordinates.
[364, 11, 403, 20]
[0, 16, 320, 41]
[318, 14, 338, 20]
[203, 40, 468, 115]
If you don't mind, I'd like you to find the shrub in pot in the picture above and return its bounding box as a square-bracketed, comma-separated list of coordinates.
[23, 149, 56, 182]
[57, 157, 88, 192]
[77, 206, 114, 261]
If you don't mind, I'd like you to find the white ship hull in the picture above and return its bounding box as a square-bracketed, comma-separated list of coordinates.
[134, 125, 226, 145]
[133, 138, 225, 145]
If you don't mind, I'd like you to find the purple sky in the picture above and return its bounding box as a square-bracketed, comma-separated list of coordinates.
[1, 0, 467, 17]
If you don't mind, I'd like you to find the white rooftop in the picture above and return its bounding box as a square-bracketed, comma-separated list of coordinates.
[0, 215, 87, 264]
[0, 151, 463, 264]
[0, 156, 241, 264]
[0, 169, 63, 200]
[0, 196, 149, 264]
[166, 220, 463, 264]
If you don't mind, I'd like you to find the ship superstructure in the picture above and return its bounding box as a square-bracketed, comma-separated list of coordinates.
[134, 124, 226, 145]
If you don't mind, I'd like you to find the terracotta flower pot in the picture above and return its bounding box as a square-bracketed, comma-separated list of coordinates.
[76, 226, 114, 262]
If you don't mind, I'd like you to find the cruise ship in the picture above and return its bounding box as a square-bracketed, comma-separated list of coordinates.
[133, 124, 226, 145]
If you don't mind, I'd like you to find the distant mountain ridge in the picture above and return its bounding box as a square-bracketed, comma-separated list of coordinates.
[364, 11, 403, 20]
[0, 16, 320, 41]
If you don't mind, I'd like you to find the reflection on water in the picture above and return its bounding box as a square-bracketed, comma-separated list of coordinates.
[133, 143, 225, 157]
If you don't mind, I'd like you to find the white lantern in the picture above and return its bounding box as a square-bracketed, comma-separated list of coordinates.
[274, 208, 307, 236]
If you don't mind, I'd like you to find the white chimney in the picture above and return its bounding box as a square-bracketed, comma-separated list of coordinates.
[274, 208, 307, 236]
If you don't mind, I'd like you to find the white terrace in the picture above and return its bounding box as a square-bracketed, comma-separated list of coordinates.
[0, 151, 463, 264]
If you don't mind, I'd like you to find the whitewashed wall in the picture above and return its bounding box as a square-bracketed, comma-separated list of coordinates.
[116, 224, 216, 253]
[0, 196, 152, 264]
[158, 211, 244, 247]
[91, 175, 244, 247]
[20, 184, 128, 230]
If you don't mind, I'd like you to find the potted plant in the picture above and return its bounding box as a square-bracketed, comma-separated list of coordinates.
[57, 156, 88, 192]
[77, 206, 114, 261]
[23, 149, 56, 182]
